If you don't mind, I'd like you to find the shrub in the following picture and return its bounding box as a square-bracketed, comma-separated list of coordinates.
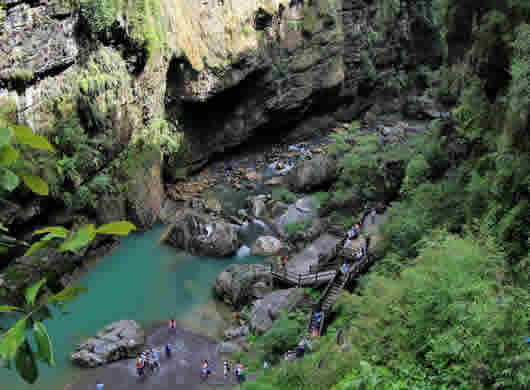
[271, 187, 297, 204]
[283, 220, 312, 238]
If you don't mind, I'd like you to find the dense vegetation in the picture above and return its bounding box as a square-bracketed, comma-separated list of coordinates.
[233, 1, 530, 389]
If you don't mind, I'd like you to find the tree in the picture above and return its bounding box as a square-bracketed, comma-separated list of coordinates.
[0, 123, 136, 383]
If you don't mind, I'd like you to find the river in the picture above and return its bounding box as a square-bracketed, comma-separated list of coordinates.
[1, 226, 264, 390]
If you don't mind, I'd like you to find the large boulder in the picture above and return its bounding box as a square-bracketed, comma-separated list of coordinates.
[164, 210, 240, 257]
[250, 288, 307, 335]
[286, 154, 337, 192]
[251, 236, 284, 256]
[214, 264, 273, 308]
[273, 197, 322, 240]
[247, 195, 267, 219]
[223, 325, 250, 341]
[71, 320, 145, 368]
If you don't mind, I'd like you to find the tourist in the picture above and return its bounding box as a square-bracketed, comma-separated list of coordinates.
[341, 263, 349, 275]
[223, 360, 230, 379]
[136, 357, 144, 376]
[96, 382, 104, 390]
[152, 349, 160, 369]
[203, 359, 211, 376]
[296, 341, 305, 357]
[165, 343, 172, 358]
[235, 361, 243, 383]
[264, 360, 269, 369]
[169, 318, 176, 330]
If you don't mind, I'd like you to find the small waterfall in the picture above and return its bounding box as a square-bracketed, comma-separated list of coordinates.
[236, 245, 251, 258]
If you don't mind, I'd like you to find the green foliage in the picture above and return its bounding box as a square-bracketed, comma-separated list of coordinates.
[508, 24, 530, 113]
[347, 232, 530, 390]
[311, 191, 330, 210]
[271, 187, 297, 203]
[400, 154, 431, 196]
[425, 64, 465, 105]
[283, 220, 312, 238]
[0, 280, 89, 383]
[254, 312, 305, 363]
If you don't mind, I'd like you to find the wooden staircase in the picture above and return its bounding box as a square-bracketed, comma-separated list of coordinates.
[320, 271, 347, 313]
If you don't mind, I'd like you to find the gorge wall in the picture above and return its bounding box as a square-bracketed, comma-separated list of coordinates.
[0, 0, 439, 281]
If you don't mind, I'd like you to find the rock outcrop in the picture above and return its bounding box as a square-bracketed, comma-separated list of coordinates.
[71, 320, 145, 368]
[214, 264, 273, 308]
[164, 210, 240, 257]
[249, 288, 307, 335]
[286, 154, 337, 192]
[251, 236, 284, 256]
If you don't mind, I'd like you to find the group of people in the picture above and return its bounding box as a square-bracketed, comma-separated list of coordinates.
[136, 349, 160, 377]
[221, 360, 247, 383]
[344, 223, 361, 249]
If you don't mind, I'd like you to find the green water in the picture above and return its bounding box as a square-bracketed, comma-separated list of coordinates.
[1, 226, 263, 390]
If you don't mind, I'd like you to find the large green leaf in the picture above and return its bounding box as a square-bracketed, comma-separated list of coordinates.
[0, 167, 20, 191]
[0, 127, 13, 148]
[0, 145, 19, 166]
[57, 229, 94, 253]
[32, 226, 69, 236]
[0, 223, 7, 232]
[12, 125, 55, 152]
[21, 175, 49, 196]
[15, 340, 38, 384]
[0, 317, 26, 360]
[24, 278, 47, 306]
[95, 221, 136, 236]
[47, 286, 87, 305]
[24, 239, 50, 257]
[33, 322, 54, 366]
[0, 305, 24, 313]
[41, 231, 68, 242]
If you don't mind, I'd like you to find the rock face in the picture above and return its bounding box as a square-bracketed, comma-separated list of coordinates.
[273, 196, 321, 238]
[250, 288, 307, 335]
[214, 264, 273, 308]
[164, 211, 240, 257]
[71, 320, 145, 368]
[286, 154, 337, 192]
[251, 236, 284, 256]
[223, 325, 250, 341]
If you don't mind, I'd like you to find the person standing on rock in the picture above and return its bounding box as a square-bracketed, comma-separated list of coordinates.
[223, 360, 230, 379]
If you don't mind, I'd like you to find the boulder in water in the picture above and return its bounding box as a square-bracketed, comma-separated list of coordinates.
[214, 264, 273, 308]
[251, 236, 284, 256]
[71, 320, 145, 368]
[286, 154, 337, 192]
[164, 210, 240, 257]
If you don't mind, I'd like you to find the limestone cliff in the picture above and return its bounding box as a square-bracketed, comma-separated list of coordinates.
[0, 0, 438, 252]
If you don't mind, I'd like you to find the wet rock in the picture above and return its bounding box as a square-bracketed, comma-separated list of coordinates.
[286, 154, 337, 192]
[250, 288, 307, 335]
[251, 236, 284, 256]
[164, 210, 239, 257]
[247, 196, 266, 218]
[216, 342, 243, 354]
[71, 320, 145, 368]
[264, 177, 283, 186]
[214, 264, 273, 308]
[403, 96, 443, 120]
[223, 325, 249, 341]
